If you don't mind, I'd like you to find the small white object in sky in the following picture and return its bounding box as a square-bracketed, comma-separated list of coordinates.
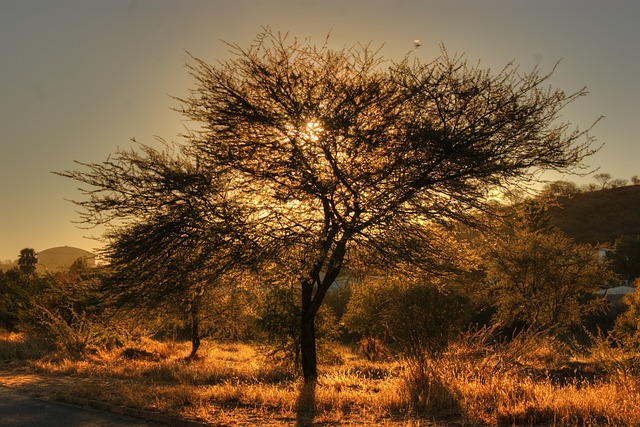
[414, 39, 421, 48]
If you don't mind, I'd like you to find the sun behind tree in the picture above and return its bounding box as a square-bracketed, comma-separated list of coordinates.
[61, 29, 600, 383]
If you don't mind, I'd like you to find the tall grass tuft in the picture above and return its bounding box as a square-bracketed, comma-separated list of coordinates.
[400, 359, 460, 418]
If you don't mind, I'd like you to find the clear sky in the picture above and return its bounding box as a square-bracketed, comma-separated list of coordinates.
[0, 0, 638, 260]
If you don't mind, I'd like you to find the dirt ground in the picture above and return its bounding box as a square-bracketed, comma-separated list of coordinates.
[0, 362, 215, 427]
[0, 362, 79, 399]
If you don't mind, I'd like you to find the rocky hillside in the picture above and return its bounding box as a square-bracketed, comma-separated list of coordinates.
[548, 185, 640, 245]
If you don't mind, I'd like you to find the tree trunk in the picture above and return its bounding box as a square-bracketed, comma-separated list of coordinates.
[301, 312, 317, 383]
[300, 239, 348, 383]
[189, 313, 201, 359]
[301, 279, 317, 383]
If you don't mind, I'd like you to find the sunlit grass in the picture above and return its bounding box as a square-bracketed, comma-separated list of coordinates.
[3, 332, 640, 426]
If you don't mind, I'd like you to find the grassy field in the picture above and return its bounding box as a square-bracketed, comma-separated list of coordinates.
[2, 329, 640, 426]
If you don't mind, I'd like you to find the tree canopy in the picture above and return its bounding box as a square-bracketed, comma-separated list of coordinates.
[60, 30, 599, 382]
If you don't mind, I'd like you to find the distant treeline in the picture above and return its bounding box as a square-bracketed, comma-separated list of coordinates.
[542, 173, 639, 198]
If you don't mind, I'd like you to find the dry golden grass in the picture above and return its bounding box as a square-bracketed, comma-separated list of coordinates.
[438, 360, 640, 426]
[402, 336, 640, 426]
[0, 329, 50, 360]
[2, 331, 640, 426]
[3, 337, 412, 425]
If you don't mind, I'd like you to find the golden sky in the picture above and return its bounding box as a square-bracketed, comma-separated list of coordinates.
[0, 0, 638, 260]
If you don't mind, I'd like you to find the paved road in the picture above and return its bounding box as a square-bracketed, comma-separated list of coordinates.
[0, 386, 165, 427]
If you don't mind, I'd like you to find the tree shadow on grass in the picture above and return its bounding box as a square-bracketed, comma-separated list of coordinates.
[295, 381, 317, 427]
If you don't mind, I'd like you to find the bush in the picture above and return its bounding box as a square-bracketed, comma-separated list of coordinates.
[0, 268, 51, 331]
[21, 304, 120, 357]
[610, 280, 640, 351]
[323, 283, 353, 340]
[483, 225, 612, 336]
[0, 329, 51, 360]
[343, 277, 472, 359]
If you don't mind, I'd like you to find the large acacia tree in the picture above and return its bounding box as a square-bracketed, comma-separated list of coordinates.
[63, 30, 598, 383]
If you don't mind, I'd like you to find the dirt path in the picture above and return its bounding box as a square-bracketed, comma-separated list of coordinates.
[0, 385, 165, 427]
[0, 364, 77, 399]
[0, 363, 211, 427]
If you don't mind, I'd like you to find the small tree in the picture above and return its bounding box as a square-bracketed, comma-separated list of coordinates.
[609, 235, 640, 284]
[483, 225, 612, 335]
[510, 199, 559, 235]
[593, 173, 612, 190]
[59, 142, 255, 358]
[609, 178, 628, 188]
[97, 149, 252, 358]
[539, 180, 581, 198]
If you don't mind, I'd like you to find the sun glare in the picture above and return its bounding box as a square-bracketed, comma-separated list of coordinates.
[305, 121, 324, 142]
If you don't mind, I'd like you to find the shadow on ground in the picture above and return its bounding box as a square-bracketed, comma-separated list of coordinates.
[296, 381, 317, 427]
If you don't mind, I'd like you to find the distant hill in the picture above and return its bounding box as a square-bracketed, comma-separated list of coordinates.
[548, 185, 640, 245]
[0, 246, 95, 273]
[37, 246, 96, 272]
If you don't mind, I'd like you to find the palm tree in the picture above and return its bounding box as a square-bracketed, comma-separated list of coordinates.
[18, 248, 38, 275]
